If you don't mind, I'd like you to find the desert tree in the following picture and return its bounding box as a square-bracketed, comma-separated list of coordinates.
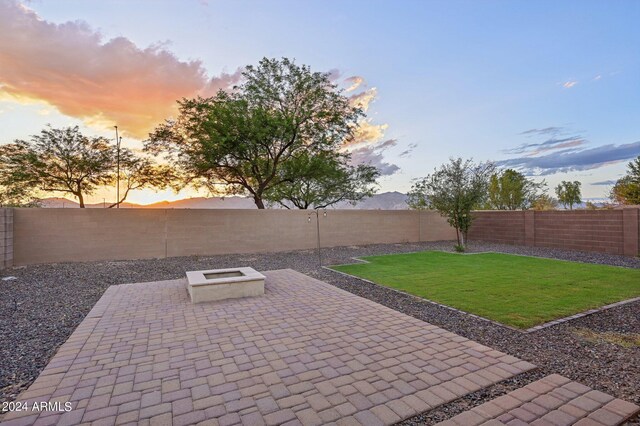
[108, 148, 176, 208]
[408, 157, 494, 247]
[531, 194, 558, 211]
[264, 151, 379, 209]
[0, 143, 40, 207]
[555, 180, 582, 210]
[1, 126, 113, 207]
[610, 156, 640, 205]
[146, 57, 362, 209]
[486, 169, 546, 210]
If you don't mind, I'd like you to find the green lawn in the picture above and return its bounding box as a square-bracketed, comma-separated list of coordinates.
[330, 251, 640, 329]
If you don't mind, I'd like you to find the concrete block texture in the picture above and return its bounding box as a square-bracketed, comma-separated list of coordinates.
[0, 208, 14, 269]
[622, 208, 639, 257]
[13, 209, 455, 266]
[470, 209, 638, 257]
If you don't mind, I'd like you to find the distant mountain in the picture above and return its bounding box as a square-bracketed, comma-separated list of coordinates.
[37, 192, 411, 210]
[38, 197, 141, 209]
[143, 196, 257, 209]
[331, 191, 409, 210]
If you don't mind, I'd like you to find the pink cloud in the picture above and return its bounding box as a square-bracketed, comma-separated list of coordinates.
[0, 1, 241, 139]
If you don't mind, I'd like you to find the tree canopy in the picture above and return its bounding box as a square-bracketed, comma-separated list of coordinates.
[108, 148, 176, 208]
[531, 194, 558, 211]
[263, 151, 379, 209]
[0, 126, 114, 207]
[146, 57, 363, 209]
[486, 169, 546, 210]
[0, 126, 173, 207]
[407, 157, 494, 247]
[555, 180, 582, 210]
[610, 156, 640, 205]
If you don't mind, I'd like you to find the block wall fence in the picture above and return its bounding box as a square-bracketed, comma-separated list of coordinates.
[468, 209, 639, 257]
[6, 209, 455, 266]
[0, 208, 637, 268]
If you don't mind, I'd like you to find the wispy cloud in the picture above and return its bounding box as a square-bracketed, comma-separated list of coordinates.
[562, 80, 578, 88]
[399, 143, 417, 158]
[0, 0, 241, 139]
[591, 179, 617, 186]
[504, 137, 587, 156]
[506, 127, 587, 156]
[520, 127, 565, 136]
[497, 141, 640, 175]
[344, 76, 365, 92]
[349, 139, 400, 176]
[345, 86, 390, 147]
[349, 87, 378, 111]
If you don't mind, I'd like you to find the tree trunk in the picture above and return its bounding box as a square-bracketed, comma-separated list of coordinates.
[253, 195, 265, 209]
[77, 192, 85, 208]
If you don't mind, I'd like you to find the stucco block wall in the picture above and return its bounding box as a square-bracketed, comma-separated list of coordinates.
[11, 208, 636, 266]
[467, 211, 526, 245]
[165, 209, 317, 257]
[321, 210, 423, 247]
[420, 211, 458, 242]
[14, 209, 167, 264]
[12, 209, 455, 266]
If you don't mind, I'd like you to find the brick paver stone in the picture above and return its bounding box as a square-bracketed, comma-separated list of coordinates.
[1, 270, 536, 425]
[438, 374, 639, 426]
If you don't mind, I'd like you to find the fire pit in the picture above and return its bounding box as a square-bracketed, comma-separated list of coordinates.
[186, 267, 265, 303]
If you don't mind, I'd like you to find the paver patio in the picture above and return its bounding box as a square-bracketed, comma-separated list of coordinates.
[2, 269, 629, 426]
[437, 374, 639, 426]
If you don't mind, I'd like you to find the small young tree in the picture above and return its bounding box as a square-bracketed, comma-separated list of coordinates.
[408, 158, 494, 247]
[2, 126, 113, 207]
[555, 180, 582, 210]
[264, 151, 379, 209]
[486, 169, 546, 210]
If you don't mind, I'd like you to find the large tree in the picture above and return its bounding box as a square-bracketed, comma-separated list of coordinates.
[264, 151, 379, 209]
[486, 169, 546, 210]
[407, 158, 494, 247]
[1, 126, 113, 207]
[555, 180, 582, 210]
[146, 57, 362, 209]
[610, 156, 640, 205]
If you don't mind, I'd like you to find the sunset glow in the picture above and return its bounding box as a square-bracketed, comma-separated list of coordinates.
[1, 0, 639, 205]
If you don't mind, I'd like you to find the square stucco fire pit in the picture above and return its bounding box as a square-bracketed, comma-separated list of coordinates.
[186, 267, 265, 303]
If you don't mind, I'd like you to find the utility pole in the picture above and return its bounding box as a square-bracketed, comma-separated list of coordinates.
[114, 126, 121, 209]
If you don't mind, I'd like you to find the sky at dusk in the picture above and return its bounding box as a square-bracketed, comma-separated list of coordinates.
[1, 0, 639, 205]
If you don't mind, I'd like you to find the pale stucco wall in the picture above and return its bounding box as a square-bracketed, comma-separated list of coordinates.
[12, 209, 456, 266]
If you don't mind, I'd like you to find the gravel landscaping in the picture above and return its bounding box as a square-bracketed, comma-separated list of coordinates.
[1, 241, 639, 423]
